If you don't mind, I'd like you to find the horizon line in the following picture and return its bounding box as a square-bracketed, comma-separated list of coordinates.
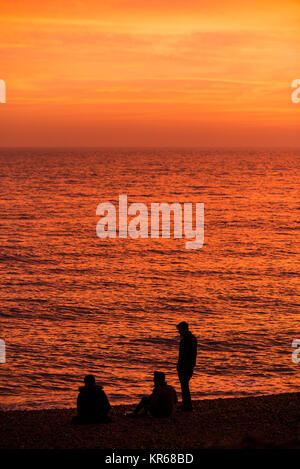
[0, 145, 300, 150]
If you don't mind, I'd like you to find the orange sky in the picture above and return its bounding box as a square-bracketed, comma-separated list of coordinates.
[0, 0, 299, 146]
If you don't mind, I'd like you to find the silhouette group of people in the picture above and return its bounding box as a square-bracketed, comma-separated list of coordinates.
[72, 321, 197, 424]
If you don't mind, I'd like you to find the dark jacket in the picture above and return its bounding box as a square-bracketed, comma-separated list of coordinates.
[77, 384, 111, 420]
[177, 331, 197, 374]
[149, 383, 178, 417]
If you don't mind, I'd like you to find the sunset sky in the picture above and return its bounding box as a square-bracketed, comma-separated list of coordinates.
[0, 0, 299, 146]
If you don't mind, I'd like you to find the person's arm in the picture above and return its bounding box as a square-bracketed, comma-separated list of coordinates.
[177, 338, 184, 368]
[186, 336, 197, 367]
[184, 335, 197, 368]
[193, 336, 197, 366]
[149, 388, 160, 410]
[101, 391, 111, 412]
[77, 391, 83, 415]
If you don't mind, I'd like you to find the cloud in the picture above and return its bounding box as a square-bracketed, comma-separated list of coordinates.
[0, 0, 299, 145]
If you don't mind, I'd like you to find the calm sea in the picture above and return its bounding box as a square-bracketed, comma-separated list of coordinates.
[0, 148, 299, 410]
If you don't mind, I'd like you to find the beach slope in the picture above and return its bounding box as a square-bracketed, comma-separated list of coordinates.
[1, 393, 300, 449]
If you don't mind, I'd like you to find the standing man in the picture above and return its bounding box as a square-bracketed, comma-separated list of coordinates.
[176, 321, 197, 411]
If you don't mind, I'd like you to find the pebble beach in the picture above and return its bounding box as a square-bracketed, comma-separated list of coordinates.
[1, 393, 300, 449]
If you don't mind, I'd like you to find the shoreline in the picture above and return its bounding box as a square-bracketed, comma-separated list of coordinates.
[0, 391, 279, 413]
[1, 392, 300, 449]
[2, 389, 297, 413]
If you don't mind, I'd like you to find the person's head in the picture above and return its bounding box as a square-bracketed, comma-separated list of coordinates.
[176, 321, 189, 336]
[84, 374, 95, 387]
[153, 371, 166, 386]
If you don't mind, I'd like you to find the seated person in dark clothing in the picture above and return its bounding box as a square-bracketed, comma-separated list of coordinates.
[129, 371, 177, 418]
[72, 374, 111, 424]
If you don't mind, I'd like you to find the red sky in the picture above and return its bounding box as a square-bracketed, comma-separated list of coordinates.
[0, 0, 299, 146]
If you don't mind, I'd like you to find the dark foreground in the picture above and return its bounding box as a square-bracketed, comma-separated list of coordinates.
[1, 393, 300, 449]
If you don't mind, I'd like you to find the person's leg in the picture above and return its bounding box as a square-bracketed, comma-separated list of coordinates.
[179, 374, 192, 411]
[150, 409, 168, 418]
[95, 412, 111, 423]
[71, 415, 81, 424]
[133, 396, 150, 415]
[71, 415, 91, 424]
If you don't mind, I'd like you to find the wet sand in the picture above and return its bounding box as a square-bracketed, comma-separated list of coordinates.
[1, 393, 300, 449]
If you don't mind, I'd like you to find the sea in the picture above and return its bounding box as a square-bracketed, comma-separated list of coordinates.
[0, 148, 299, 410]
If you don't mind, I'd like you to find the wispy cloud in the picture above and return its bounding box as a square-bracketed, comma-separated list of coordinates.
[0, 0, 299, 145]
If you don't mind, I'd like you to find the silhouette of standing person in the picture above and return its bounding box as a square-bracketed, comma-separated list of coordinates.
[176, 321, 197, 411]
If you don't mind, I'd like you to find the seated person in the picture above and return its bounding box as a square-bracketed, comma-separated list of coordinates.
[72, 374, 111, 424]
[130, 371, 177, 418]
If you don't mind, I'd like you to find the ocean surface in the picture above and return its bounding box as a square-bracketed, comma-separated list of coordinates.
[0, 148, 299, 410]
